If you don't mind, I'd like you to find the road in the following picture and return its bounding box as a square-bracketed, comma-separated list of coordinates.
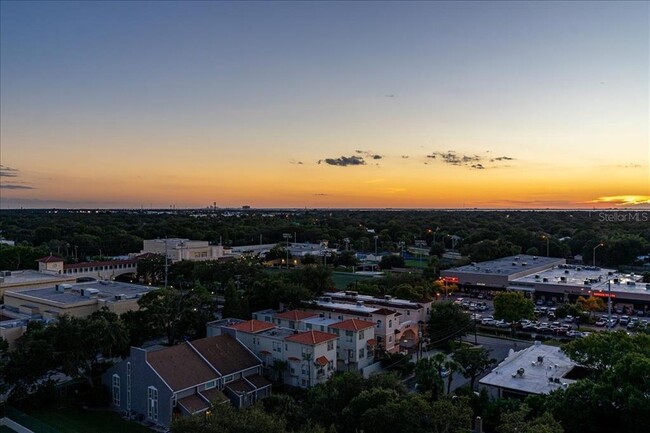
[405, 334, 532, 394]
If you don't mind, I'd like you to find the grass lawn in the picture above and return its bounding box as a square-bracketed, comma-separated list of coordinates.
[27, 408, 152, 433]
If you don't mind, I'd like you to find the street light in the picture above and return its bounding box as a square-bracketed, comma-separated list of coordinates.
[592, 243, 604, 267]
[541, 235, 550, 257]
[283, 233, 292, 269]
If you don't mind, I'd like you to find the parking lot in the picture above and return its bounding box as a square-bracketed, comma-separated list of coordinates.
[448, 292, 648, 339]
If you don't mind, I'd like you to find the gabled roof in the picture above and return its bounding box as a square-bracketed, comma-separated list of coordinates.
[330, 318, 375, 332]
[285, 330, 337, 346]
[228, 319, 276, 334]
[146, 344, 217, 391]
[372, 308, 397, 316]
[275, 310, 318, 321]
[190, 334, 261, 376]
[36, 255, 64, 263]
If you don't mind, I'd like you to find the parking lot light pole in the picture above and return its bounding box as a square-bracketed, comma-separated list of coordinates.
[607, 278, 612, 332]
[593, 243, 603, 267]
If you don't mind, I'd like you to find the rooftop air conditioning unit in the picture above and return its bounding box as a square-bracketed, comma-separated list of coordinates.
[564, 270, 570, 274]
[114, 294, 125, 301]
[543, 278, 549, 282]
[537, 356, 544, 363]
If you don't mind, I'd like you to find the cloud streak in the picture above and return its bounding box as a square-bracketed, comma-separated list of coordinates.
[319, 155, 366, 167]
[426, 151, 515, 169]
[0, 165, 19, 177]
[0, 184, 35, 190]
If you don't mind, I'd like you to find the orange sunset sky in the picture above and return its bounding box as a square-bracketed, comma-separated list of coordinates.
[1, 2, 648, 209]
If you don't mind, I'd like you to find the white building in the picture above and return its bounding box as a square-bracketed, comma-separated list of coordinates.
[207, 319, 337, 388]
[479, 341, 582, 399]
[141, 239, 224, 263]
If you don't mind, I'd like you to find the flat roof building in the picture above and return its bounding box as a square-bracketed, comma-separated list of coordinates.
[0, 269, 76, 298]
[4, 280, 155, 319]
[479, 341, 582, 399]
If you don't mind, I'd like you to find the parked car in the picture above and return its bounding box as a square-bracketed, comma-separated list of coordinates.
[595, 319, 607, 327]
[481, 316, 495, 326]
[536, 299, 545, 306]
[620, 316, 630, 326]
[564, 315, 574, 323]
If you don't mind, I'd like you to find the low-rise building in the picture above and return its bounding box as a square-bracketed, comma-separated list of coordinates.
[141, 239, 224, 263]
[207, 319, 338, 388]
[3, 280, 154, 319]
[0, 269, 76, 298]
[479, 341, 583, 399]
[103, 334, 270, 429]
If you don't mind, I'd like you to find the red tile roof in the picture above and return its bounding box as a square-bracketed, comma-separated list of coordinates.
[275, 310, 318, 321]
[330, 319, 375, 332]
[373, 308, 397, 316]
[36, 255, 64, 263]
[228, 319, 276, 334]
[64, 259, 137, 269]
[284, 330, 337, 346]
[315, 356, 329, 367]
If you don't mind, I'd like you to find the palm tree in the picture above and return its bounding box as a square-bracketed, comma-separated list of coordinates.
[271, 359, 288, 384]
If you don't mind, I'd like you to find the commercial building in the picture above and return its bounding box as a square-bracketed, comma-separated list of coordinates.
[103, 334, 270, 429]
[440, 255, 565, 289]
[141, 239, 224, 263]
[4, 280, 154, 319]
[441, 255, 649, 308]
[0, 269, 76, 298]
[479, 341, 583, 398]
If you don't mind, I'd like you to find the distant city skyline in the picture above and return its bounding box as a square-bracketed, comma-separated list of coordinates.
[1, 1, 648, 209]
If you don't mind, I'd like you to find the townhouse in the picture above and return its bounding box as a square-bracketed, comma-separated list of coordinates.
[103, 334, 270, 429]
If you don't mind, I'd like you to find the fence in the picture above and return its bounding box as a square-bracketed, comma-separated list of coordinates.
[0, 406, 59, 433]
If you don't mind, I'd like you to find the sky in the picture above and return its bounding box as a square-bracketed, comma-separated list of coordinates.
[1, 1, 648, 209]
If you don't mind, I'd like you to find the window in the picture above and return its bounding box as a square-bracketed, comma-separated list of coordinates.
[301, 347, 311, 356]
[147, 386, 158, 422]
[126, 362, 131, 411]
[345, 330, 353, 342]
[388, 320, 393, 328]
[112, 374, 120, 407]
[376, 320, 382, 328]
[327, 340, 334, 351]
[224, 375, 234, 383]
[306, 323, 312, 330]
[359, 330, 365, 340]
[273, 341, 282, 353]
[172, 394, 177, 407]
[289, 321, 295, 328]
[359, 348, 365, 359]
[205, 380, 217, 390]
[407, 310, 410, 316]
[302, 366, 308, 375]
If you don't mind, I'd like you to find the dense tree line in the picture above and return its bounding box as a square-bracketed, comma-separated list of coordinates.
[1, 209, 648, 268]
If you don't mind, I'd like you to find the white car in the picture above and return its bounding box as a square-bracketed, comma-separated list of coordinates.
[481, 316, 495, 326]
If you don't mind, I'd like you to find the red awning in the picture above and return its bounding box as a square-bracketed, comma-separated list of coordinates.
[288, 357, 300, 362]
[259, 350, 271, 355]
[366, 339, 377, 347]
[315, 356, 329, 367]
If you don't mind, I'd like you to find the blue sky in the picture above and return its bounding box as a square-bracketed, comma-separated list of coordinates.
[1, 1, 648, 208]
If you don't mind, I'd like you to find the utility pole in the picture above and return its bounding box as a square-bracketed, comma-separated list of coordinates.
[164, 237, 169, 289]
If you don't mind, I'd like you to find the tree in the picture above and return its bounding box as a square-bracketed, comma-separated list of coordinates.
[333, 250, 357, 268]
[54, 310, 129, 386]
[289, 265, 333, 295]
[426, 302, 473, 348]
[576, 295, 606, 318]
[494, 291, 534, 335]
[379, 254, 405, 269]
[137, 254, 166, 284]
[414, 354, 446, 398]
[453, 346, 496, 390]
[172, 404, 287, 433]
[138, 286, 215, 346]
[497, 405, 563, 433]
[223, 280, 249, 319]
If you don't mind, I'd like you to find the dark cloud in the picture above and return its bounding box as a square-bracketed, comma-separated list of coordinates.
[0, 165, 19, 177]
[289, 160, 304, 165]
[355, 150, 383, 160]
[323, 156, 366, 167]
[401, 155, 409, 159]
[0, 184, 35, 190]
[313, 193, 328, 196]
[471, 164, 485, 170]
[490, 156, 515, 162]
[372, 155, 382, 160]
[427, 151, 481, 166]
